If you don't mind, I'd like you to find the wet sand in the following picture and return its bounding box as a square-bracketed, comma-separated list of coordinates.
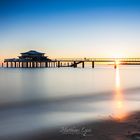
[28, 111, 140, 140]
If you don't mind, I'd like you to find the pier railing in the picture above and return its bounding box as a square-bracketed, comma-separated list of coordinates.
[51, 58, 140, 62]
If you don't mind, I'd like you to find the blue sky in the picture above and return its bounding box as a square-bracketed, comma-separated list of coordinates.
[1, 0, 140, 59]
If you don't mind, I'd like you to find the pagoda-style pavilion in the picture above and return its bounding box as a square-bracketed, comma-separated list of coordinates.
[19, 50, 46, 60]
[4, 50, 58, 68]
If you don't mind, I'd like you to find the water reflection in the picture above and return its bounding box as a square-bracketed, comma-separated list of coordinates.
[114, 67, 126, 120]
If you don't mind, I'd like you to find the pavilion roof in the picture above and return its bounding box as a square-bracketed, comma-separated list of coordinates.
[21, 50, 45, 55]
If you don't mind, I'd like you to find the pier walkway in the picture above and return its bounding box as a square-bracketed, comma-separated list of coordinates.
[4, 58, 140, 68]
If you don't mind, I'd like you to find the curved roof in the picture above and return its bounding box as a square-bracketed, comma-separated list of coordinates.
[21, 50, 45, 55]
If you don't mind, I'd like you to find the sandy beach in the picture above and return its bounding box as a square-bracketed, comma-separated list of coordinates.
[27, 111, 140, 140]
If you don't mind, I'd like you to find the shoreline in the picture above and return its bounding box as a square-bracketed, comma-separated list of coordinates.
[29, 111, 140, 140]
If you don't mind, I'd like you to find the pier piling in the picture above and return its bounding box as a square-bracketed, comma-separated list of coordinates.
[15, 62, 17, 68]
[6, 62, 8, 68]
[73, 61, 77, 68]
[82, 61, 84, 68]
[92, 61, 94, 68]
[58, 61, 60, 68]
[45, 62, 48, 68]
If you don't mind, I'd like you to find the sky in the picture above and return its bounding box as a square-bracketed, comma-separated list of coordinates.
[1, 0, 140, 60]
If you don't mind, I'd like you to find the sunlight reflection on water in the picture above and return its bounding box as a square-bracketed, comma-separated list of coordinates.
[114, 67, 126, 120]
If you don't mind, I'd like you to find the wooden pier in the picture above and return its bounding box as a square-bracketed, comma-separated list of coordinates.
[4, 59, 58, 68]
[3, 50, 140, 69]
[4, 57, 140, 69]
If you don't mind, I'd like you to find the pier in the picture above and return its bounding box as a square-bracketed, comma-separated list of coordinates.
[53, 58, 140, 69]
[3, 50, 140, 68]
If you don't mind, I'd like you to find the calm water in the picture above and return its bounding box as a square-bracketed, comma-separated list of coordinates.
[0, 66, 140, 137]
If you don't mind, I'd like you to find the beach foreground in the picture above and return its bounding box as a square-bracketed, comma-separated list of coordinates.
[27, 111, 140, 140]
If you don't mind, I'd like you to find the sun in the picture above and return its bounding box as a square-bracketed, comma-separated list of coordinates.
[116, 60, 120, 65]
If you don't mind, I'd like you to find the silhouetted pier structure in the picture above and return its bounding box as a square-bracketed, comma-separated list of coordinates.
[4, 50, 54, 68]
[4, 51, 140, 68]
[53, 58, 140, 69]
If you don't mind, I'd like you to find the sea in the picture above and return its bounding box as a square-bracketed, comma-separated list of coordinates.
[0, 65, 140, 138]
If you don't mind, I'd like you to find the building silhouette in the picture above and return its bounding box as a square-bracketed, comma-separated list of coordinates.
[4, 50, 52, 68]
